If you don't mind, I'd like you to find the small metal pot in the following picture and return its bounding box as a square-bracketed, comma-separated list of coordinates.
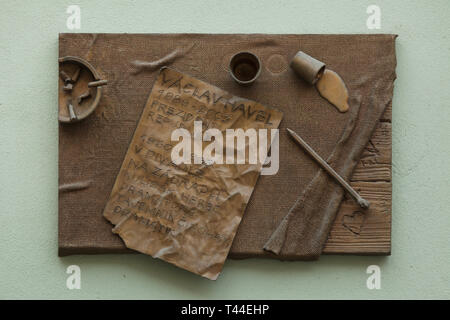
[229, 52, 261, 86]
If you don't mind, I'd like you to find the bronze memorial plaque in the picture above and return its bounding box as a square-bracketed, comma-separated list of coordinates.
[59, 34, 396, 260]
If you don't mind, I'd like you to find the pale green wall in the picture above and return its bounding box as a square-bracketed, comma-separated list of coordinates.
[1, 0, 449, 299]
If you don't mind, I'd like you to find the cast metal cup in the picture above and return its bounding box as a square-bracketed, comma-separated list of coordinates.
[229, 52, 261, 86]
[290, 51, 326, 85]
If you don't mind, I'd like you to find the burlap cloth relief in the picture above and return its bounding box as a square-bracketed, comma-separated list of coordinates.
[59, 34, 397, 275]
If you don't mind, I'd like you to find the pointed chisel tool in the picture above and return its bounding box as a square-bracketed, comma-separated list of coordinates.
[286, 127, 370, 209]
